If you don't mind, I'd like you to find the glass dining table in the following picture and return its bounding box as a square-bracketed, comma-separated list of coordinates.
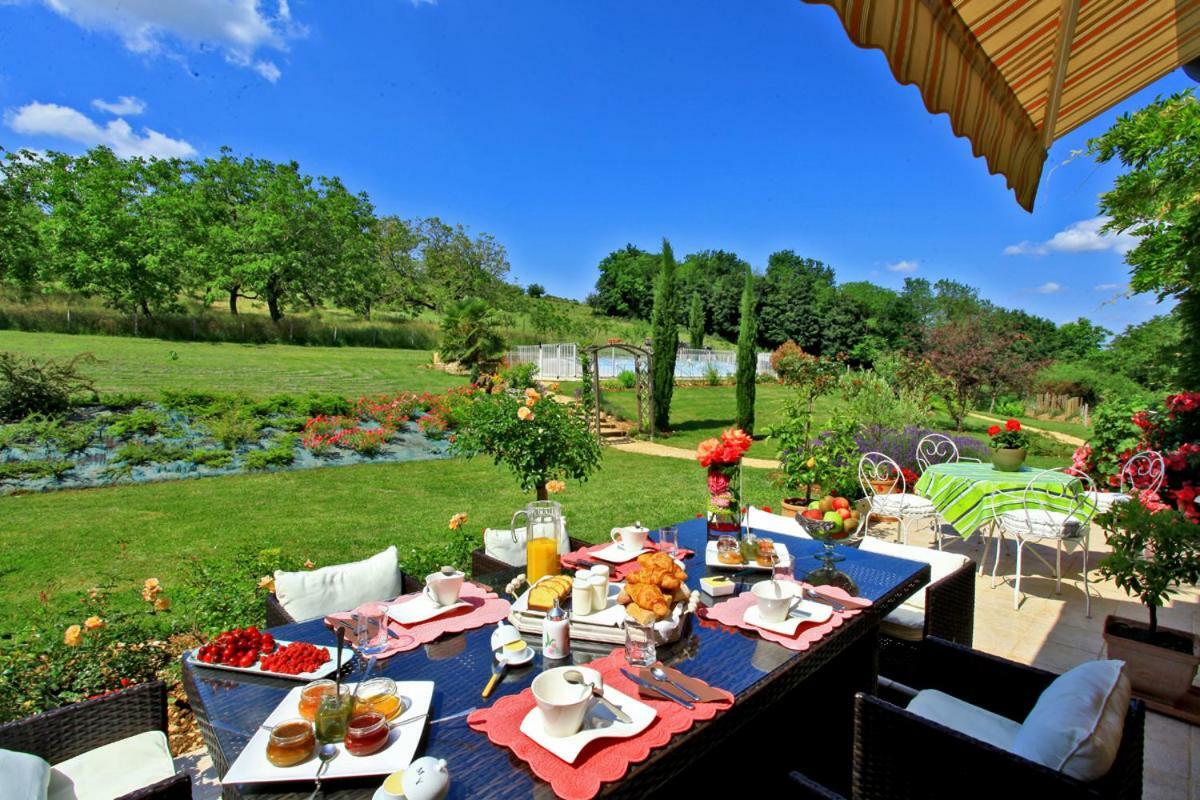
[183, 516, 929, 798]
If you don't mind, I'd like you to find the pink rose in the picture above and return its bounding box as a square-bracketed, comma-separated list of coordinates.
[707, 469, 730, 495]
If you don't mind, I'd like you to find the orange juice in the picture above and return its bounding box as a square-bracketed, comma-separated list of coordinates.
[526, 536, 560, 584]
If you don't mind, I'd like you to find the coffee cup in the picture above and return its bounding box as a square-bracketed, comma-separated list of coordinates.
[424, 566, 464, 607]
[610, 525, 649, 553]
[751, 580, 800, 623]
[531, 667, 595, 737]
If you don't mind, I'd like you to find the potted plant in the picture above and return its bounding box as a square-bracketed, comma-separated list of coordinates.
[1097, 498, 1200, 706]
[766, 343, 840, 512]
[986, 418, 1029, 472]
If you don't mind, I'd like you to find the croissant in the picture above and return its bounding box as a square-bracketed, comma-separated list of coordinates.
[624, 583, 669, 618]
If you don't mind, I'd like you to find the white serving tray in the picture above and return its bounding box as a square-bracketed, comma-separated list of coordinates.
[508, 579, 692, 645]
[222, 680, 434, 786]
[704, 540, 792, 572]
[184, 640, 340, 682]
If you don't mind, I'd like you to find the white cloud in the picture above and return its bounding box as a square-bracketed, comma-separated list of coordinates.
[1094, 283, 1125, 292]
[886, 259, 919, 273]
[37, 0, 302, 81]
[91, 95, 146, 116]
[1004, 216, 1138, 256]
[1034, 282, 1063, 294]
[6, 101, 196, 159]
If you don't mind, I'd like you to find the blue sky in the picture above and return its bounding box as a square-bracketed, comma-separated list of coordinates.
[0, 0, 1191, 333]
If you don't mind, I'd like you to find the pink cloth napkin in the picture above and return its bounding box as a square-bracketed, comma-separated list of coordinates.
[324, 582, 511, 658]
[560, 541, 695, 581]
[698, 581, 871, 652]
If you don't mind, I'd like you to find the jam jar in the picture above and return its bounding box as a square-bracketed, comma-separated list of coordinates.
[344, 711, 390, 756]
[353, 677, 404, 721]
[298, 679, 336, 722]
[266, 719, 316, 767]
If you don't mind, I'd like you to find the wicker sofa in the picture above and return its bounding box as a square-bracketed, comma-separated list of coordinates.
[0, 681, 191, 800]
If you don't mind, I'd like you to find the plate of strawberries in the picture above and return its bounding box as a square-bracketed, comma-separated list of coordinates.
[187, 626, 340, 681]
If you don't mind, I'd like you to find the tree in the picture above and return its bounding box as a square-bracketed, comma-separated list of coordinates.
[927, 318, 1006, 430]
[678, 250, 750, 342]
[527, 283, 546, 298]
[0, 148, 48, 288]
[651, 239, 679, 431]
[1053, 317, 1112, 361]
[687, 291, 705, 349]
[757, 251, 835, 351]
[1089, 90, 1200, 389]
[590, 245, 659, 319]
[735, 268, 757, 433]
[439, 297, 507, 380]
[1098, 311, 1182, 392]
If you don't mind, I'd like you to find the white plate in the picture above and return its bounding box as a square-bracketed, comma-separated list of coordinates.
[498, 644, 535, 666]
[222, 680, 434, 786]
[184, 640, 340, 682]
[743, 599, 832, 635]
[588, 543, 649, 563]
[704, 540, 791, 572]
[387, 594, 472, 626]
[519, 681, 656, 764]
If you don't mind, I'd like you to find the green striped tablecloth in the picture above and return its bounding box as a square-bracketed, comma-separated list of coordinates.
[914, 462, 1083, 538]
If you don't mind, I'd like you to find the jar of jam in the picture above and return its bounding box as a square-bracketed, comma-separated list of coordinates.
[344, 711, 389, 756]
[353, 677, 404, 721]
[298, 679, 336, 722]
[266, 719, 316, 767]
[315, 687, 353, 744]
[755, 537, 777, 567]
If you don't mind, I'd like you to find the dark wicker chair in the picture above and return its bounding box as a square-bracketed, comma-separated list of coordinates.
[266, 569, 419, 627]
[851, 638, 1144, 800]
[0, 681, 191, 800]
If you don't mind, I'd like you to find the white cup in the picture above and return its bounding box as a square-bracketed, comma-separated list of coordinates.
[610, 526, 649, 552]
[532, 667, 595, 737]
[424, 568, 464, 607]
[751, 580, 800, 623]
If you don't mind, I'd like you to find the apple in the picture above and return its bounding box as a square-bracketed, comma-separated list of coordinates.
[832, 497, 850, 511]
[807, 501, 821, 511]
[822, 510, 844, 532]
[802, 509, 824, 520]
[819, 497, 835, 513]
[836, 507, 851, 520]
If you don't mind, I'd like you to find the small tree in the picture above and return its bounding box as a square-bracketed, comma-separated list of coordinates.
[735, 268, 757, 434]
[927, 317, 1004, 430]
[439, 298, 507, 381]
[688, 291, 705, 349]
[651, 239, 679, 431]
[451, 388, 602, 500]
[526, 283, 546, 298]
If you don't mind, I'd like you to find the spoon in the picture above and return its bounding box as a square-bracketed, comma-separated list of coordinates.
[306, 743, 338, 800]
[649, 666, 702, 702]
[563, 670, 632, 724]
[334, 628, 346, 694]
[353, 655, 378, 703]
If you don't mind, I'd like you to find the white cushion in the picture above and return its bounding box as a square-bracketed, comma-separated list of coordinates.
[907, 689, 1022, 752]
[1, 748, 51, 800]
[999, 510, 1083, 540]
[745, 506, 811, 539]
[275, 546, 403, 621]
[47, 731, 175, 800]
[483, 519, 571, 566]
[1011, 660, 1131, 782]
[869, 493, 936, 517]
[1083, 491, 1131, 513]
[858, 536, 969, 611]
[880, 603, 925, 641]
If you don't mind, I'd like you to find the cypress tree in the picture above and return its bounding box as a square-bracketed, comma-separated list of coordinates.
[688, 290, 705, 349]
[651, 239, 679, 431]
[735, 267, 757, 434]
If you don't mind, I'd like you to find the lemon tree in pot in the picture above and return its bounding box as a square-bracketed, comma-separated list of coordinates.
[1097, 498, 1200, 707]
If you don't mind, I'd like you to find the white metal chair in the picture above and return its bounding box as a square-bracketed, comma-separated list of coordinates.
[990, 468, 1099, 616]
[914, 433, 981, 473]
[1083, 449, 1164, 513]
[857, 451, 939, 545]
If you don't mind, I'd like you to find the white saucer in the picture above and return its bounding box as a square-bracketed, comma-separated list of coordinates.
[519, 684, 656, 764]
[388, 594, 472, 626]
[589, 543, 649, 564]
[499, 644, 535, 666]
[743, 599, 832, 635]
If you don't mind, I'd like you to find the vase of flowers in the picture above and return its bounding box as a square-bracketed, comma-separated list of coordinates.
[697, 428, 752, 538]
[987, 419, 1029, 472]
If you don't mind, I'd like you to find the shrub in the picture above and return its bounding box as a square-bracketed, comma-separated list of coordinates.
[0, 459, 73, 482]
[190, 448, 234, 468]
[839, 369, 926, 431]
[337, 427, 391, 457]
[94, 392, 145, 410]
[206, 413, 259, 450]
[106, 408, 169, 439]
[0, 352, 95, 421]
[617, 370, 637, 389]
[500, 362, 538, 390]
[112, 441, 188, 466]
[1034, 361, 1150, 406]
[243, 435, 297, 470]
[994, 399, 1026, 417]
[705, 365, 723, 386]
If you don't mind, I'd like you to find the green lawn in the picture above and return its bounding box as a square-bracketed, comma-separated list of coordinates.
[0, 331, 466, 397]
[0, 450, 783, 628]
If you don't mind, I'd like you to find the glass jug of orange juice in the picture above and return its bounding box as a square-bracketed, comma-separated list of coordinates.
[512, 501, 562, 584]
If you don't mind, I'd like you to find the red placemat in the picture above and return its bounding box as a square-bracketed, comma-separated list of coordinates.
[468, 648, 733, 800]
[697, 581, 870, 652]
[324, 582, 511, 658]
[560, 541, 695, 581]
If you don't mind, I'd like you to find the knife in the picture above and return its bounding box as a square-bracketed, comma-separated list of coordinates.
[804, 588, 847, 612]
[620, 668, 694, 710]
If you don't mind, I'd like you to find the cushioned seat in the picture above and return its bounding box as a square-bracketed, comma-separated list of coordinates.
[999, 509, 1082, 539]
[907, 689, 1022, 752]
[274, 545, 404, 621]
[858, 537, 970, 639]
[879, 603, 925, 641]
[745, 506, 811, 539]
[1083, 490, 1132, 514]
[47, 730, 176, 800]
[868, 493, 936, 517]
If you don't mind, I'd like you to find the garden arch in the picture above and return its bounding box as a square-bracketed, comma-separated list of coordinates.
[582, 343, 654, 440]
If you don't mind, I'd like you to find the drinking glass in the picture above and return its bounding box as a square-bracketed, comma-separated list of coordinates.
[772, 556, 794, 583]
[659, 526, 679, 556]
[623, 619, 656, 667]
[353, 602, 389, 655]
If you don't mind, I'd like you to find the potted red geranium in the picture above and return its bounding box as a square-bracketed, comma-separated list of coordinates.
[698, 428, 752, 534]
[987, 418, 1030, 472]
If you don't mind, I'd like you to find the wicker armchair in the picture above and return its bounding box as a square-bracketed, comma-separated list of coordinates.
[851, 638, 1144, 800]
[266, 570, 418, 627]
[0, 681, 191, 800]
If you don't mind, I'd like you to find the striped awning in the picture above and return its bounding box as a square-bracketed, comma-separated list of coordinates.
[804, 0, 1200, 210]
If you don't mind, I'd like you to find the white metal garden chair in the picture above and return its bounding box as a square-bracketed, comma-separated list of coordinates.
[1083, 449, 1164, 514]
[857, 451, 939, 546]
[914, 432, 982, 473]
[989, 467, 1099, 616]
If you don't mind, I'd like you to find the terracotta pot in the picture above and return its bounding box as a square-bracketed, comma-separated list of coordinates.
[868, 478, 898, 495]
[781, 486, 822, 516]
[989, 447, 1027, 472]
[1102, 614, 1200, 706]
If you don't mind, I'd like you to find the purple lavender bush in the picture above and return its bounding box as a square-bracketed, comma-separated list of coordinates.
[855, 425, 986, 474]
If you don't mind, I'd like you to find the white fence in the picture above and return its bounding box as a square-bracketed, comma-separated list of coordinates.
[508, 343, 775, 382]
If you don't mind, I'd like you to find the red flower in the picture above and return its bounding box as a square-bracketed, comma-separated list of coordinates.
[762, 506, 772, 514]
[1005, 419, 1021, 432]
[696, 438, 721, 468]
[720, 428, 752, 455]
[987, 425, 1001, 436]
[707, 468, 731, 496]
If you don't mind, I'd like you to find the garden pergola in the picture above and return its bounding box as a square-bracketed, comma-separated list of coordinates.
[803, 0, 1200, 211]
[582, 342, 654, 439]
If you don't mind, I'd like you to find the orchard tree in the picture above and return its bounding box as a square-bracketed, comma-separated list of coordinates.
[735, 268, 757, 433]
[1089, 90, 1200, 389]
[0, 148, 48, 287]
[651, 239, 679, 431]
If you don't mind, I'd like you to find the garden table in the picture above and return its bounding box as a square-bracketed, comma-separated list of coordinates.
[183, 516, 928, 799]
[913, 461, 1084, 538]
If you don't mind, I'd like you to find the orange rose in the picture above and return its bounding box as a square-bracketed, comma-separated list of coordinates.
[154, 596, 171, 612]
[448, 512, 469, 530]
[721, 428, 752, 455]
[64, 625, 82, 647]
[258, 575, 276, 593]
[545, 479, 566, 494]
[517, 406, 534, 421]
[84, 616, 104, 631]
[696, 438, 722, 468]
